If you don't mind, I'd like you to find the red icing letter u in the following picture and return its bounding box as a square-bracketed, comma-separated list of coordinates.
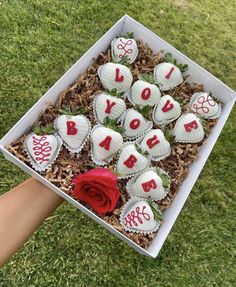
[66, 121, 77, 135]
[123, 154, 137, 168]
[105, 99, 116, 114]
[146, 135, 160, 149]
[184, 120, 198, 132]
[115, 68, 124, 82]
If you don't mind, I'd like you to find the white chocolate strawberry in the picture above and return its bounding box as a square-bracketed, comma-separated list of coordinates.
[127, 80, 161, 107]
[55, 115, 91, 153]
[154, 62, 183, 91]
[111, 37, 138, 63]
[26, 133, 62, 171]
[93, 92, 126, 124]
[91, 125, 123, 165]
[190, 92, 221, 119]
[152, 95, 181, 125]
[127, 168, 169, 200]
[116, 143, 150, 177]
[174, 113, 205, 143]
[121, 109, 152, 139]
[98, 62, 133, 93]
[138, 129, 170, 161]
[120, 197, 160, 233]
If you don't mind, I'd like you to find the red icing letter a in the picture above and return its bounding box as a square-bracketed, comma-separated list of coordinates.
[105, 99, 116, 114]
[123, 154, 137, 168]
[115, 68, 124, 82]
[146, 135, 160, 149]
[184, 120, 198, 132]
[66, 121, 77, 135]
[142, 179, 157, 192]
[162, 99, 174, 112]
[99, 136, 112, 151]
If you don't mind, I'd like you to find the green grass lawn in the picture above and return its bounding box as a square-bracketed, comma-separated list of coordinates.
[0, 0, 236, 286]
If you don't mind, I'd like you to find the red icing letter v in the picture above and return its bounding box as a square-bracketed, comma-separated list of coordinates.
[115, 68, 124, 82]
[66, 121, 77, 135]
[184, 120, 198, 132]
[162, 99, 174, 112]
[105, 99, 116, 114]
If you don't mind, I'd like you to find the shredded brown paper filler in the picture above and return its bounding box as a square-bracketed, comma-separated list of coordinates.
[8, 41, 218, 249]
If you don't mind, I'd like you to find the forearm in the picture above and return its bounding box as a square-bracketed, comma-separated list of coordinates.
[0, 178, 64, 267]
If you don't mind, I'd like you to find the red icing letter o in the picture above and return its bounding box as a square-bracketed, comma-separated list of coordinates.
[130, 119, 140, 130]
[141, 87, 151, 100]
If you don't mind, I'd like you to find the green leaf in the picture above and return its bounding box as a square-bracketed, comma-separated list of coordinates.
[105, 88, 123, 98]
[156, 168, 171, 189]
[164, 53, 188, 73]
[178, 63, 188, 73]
[147, 199, 164, 223]
[138, 73, 155, 84]
[134, 104, 152, 118]
[103, 116, 126, 134]
[33, 123, 55, 135]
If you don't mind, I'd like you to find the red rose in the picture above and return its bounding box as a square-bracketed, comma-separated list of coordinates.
[72, 168, 121, 215]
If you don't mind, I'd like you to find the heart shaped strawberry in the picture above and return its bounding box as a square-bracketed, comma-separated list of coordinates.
[111, 35, 138, 64]
[152, 95, 181, 125]
[120, 197, 161, 233]
[154, 62, 183, 91]
[98, 62, 133, 93]
[55, 109, 91, 153]
[127, 168, 171, 200]
[127, 79, 161, 107]
[138, 129, 170, 161]
[116, 143, 150, 178]
[93, 92, 126, 124]
[121, 108, 152, 139]
[25, 124, 62, 171]
[174, 113, 205, 143]
[190, 92, 221, 119]
[91, 123, 123, 166]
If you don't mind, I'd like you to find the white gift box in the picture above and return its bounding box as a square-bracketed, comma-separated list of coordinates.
[0, 15, 235, 258]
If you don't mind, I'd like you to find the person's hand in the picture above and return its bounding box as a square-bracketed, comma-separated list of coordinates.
[0, 178, 64, 267]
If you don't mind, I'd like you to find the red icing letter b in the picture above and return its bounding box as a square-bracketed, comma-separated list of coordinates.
[66, 121, 77, 135]
[123, 154, 137, 168]
[146, 135, 160, 149]
[115, 68, 124, 82]
[142, 179, 157, 192]
[184, 120, 198, 132]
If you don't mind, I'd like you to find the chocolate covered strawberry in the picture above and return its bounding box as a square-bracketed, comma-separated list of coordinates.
[111, 32, 138, 64]
[93, 91, 126, 124]
[91, 117, 124, 165]
[54, 107, 91, 153]
[120, 197, 162, 233]
[25, 124, 62, 171]
[98, 62, 133, 93]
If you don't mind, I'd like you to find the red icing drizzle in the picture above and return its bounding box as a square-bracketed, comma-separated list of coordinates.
[124, 205, 151, 228]
[192, 95, 216, 114]
[32, 136, 52, 164]
[117, 39, 133, 59]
